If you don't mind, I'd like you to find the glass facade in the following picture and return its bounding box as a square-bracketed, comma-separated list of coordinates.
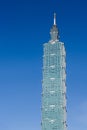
[41, 14, 67, 130]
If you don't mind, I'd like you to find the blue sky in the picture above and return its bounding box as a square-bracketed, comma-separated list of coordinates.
[0, 0, 87, 130]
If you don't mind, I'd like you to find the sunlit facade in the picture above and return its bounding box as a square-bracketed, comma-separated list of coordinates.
[41, 14, 67, 130]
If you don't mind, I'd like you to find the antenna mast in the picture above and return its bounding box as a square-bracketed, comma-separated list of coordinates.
[54, 13, 56, 25]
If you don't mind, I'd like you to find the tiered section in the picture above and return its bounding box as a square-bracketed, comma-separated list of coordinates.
[42, 40, 67, 130]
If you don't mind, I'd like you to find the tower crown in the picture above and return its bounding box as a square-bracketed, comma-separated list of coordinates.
[50, 13, 59, 41]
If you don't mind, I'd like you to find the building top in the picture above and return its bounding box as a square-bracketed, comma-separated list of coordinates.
[50, 13, 59, 42]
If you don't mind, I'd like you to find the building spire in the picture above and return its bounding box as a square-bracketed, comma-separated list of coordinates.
[50, 13, 59, 41]
[54, 13, 56, 25]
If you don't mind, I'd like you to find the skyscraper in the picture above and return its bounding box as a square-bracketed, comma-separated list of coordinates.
[42, 13, 67, 130]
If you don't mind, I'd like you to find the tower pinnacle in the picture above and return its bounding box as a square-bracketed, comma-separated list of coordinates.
[50, 13, 58, 41]
[54, 13, 56, 25]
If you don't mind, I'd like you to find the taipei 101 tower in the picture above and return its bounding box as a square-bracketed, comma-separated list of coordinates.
[41, 13, 67, 130]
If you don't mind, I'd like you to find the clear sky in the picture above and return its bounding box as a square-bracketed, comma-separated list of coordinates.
[0, 0, 87, 130]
